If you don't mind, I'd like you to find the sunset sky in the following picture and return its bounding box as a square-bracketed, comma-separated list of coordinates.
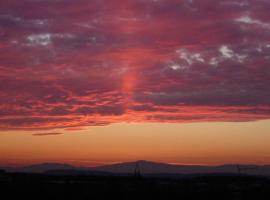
[1, 0, 270, 167]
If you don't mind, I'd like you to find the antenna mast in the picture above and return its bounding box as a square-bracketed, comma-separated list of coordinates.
[134, 161, 141, 177]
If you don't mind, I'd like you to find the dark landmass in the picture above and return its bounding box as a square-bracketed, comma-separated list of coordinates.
[2, 163, 79, 173]
[92, 160, 270, 176]
[0, 169, 270, 200]
[2, 160, 270, 176]
[1, 161, 270, 199]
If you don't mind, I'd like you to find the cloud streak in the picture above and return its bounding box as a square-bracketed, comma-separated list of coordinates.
[0, 0, 270, 130]
[32, 132, 64, 136]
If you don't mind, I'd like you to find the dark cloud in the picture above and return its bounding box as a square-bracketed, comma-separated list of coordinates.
[32, 132, 64, 136]
[0, 0, 270, 130]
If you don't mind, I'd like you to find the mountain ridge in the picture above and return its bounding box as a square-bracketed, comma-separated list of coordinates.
[1, 160, 270, 176]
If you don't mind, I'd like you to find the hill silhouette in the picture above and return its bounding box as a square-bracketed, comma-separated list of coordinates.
[2, 160, 270, 176]
[2, 163, 78, 173]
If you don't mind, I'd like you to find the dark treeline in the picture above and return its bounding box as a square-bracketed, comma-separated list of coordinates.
[0, 171, 270, 200]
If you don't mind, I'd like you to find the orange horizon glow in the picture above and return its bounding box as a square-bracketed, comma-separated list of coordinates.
[1, 120, 270, 167]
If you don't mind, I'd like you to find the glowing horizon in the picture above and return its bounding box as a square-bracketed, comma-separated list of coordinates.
[1, 120, 270, 167]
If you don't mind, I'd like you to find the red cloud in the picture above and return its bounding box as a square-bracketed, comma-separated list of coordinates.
[0, 0, 270, 130]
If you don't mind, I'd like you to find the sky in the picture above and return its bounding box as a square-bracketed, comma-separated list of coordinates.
[0, 0, 270, 166]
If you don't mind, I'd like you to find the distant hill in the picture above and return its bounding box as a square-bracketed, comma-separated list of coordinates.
[2, 160, 270, 176]
[2, 163, 79, 173]
[92, 160, 270, 175]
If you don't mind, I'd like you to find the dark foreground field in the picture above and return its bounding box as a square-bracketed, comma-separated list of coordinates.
[1, 171, 270, 200]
